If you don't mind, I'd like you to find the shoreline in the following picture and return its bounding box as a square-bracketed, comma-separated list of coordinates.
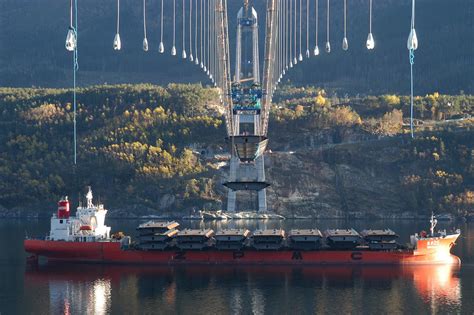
[0, 214, 449, 221]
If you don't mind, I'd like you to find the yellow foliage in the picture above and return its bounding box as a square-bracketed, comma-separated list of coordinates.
[403, 174, 422, 185]
[315, 94, 326, 106]
[427, 92, 440, 100]
[22, 103, 65, 124]
[153, 106, 165, 114]
[426, 92, 440, 104]
[330, 106, 361, 127]
[382, 95, 400, 106]
[436, 170, 448, 177]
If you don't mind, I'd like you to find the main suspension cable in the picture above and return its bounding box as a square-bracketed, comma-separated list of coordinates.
[325, 0, 330, 53]
[207, 0, 211, 76]
[172, 0, 177, 55]
[290, 0, 293, 68]
[73, 0, 78, 165]
[299, 0, 302, 61]
[159, 0, 164, 53]
[210, 0, 214, 80]
[280, 0, 284, 77]
[306, 0, 309, 58]
[342, 0, 348, 50]
[284, 0, 291, 73]
[182, 0, 187, 58]
[366, 0, 375, 49]
[65, 0, 79, 164]
[369, 0, 372, 33]
[407, 0, 418, 138]
[200, 0, 203, 68]
[314, 0, 319, 55]
[189, 0, 193, 61]
[113, 0, 121, 50]
[195, 0, 198, 64]
[294, 0, 297, 64]
[143, 0, 149, 51]
[203, 0, 207, 72]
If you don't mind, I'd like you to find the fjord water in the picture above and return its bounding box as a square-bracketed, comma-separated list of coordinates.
[2, 219, 474, 314]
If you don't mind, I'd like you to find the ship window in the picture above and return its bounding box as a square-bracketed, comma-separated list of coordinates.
[83, 237, 86, 242]
[60, 220, 63, 224]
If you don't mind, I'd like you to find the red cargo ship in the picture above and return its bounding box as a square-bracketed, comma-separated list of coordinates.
[25, 189, 461, 265]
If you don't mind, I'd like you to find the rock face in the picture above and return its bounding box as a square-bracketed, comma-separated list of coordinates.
[216, 135, 419, 219]
[264, 150, 404, 218]
[159, 194, 176, 210]
[266, 152, 342, 218]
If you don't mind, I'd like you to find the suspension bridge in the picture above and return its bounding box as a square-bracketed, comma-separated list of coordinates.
[65, 0, 418, 213]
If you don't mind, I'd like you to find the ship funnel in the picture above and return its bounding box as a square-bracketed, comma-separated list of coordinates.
[57, 197, 70, 219]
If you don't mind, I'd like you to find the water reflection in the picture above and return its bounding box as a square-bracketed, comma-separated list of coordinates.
[24, 263, 461, 314]
[92, 279, 112, 315]
[47, 279, 111, 314]
[230, 287, 243, 315]
[412, 264, 461, 309]
[27, 267, 112, 315]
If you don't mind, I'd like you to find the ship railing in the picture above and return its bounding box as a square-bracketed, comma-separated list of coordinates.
[25, 236, 50, 241]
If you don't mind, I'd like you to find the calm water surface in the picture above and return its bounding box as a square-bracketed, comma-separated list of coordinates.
[1, 218, 474, 314]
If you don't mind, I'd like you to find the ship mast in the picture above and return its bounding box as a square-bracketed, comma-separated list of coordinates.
[430, 212, 437, 236]
[86, 186, 93, 209]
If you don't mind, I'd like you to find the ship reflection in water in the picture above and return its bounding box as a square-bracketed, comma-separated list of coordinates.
[45, 274, 111, 315]
[413, 264, 461, 309]
[24, 263, 461, 314]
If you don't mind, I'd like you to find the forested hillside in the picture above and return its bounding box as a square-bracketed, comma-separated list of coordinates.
[0, 84, 473, 217]
[0, 84, 224, 214]
[267, 86, 474, 218]
[0, 0, 472, 94]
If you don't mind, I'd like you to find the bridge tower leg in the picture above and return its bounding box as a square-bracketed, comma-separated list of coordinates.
[256, 155, 267, 212]
[225, 0, 269, 213]
[226, 157, 238, 212]
[226, 154, 268, 212]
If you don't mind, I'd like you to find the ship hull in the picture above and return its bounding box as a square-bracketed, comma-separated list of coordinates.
[25, 233, 460, 265]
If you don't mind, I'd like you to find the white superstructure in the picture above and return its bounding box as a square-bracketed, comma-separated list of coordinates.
[49, 187, 111, 242]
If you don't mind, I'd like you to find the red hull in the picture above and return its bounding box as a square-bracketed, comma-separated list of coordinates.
[25, 234, 460, 265]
